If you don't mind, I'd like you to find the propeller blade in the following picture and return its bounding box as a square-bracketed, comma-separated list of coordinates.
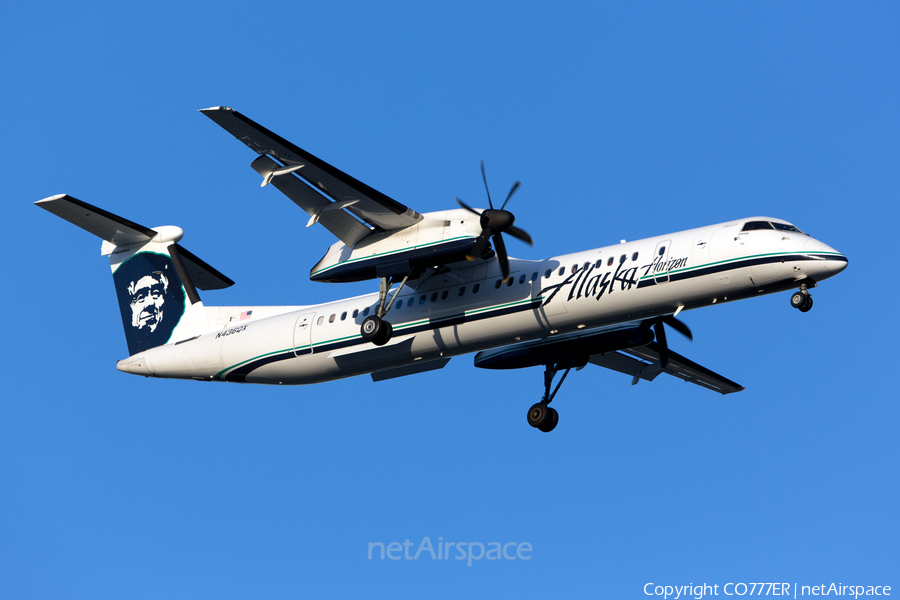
[500, 180, 521, 210]
[456, 197, 481, 216]
[493, 233, 509, 280]
[506, 224, 533, 246]
[653, 321, 669, 370]
[480, 161, 494, 209]
[662, 315, 693, 341]
[467, 232, 492, 260]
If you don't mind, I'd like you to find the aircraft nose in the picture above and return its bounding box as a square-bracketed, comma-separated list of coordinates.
[804, 238, 848, 275]
[829, 251, 849, 274]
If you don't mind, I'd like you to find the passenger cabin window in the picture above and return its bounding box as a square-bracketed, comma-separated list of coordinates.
[329, 314, 335, 323]
[495, 279, 503, 289]
[352, 309, 359, 318]
[441, 290, 449, 300]
[407, 298, 414, 307]
[458, 286, 466, 296]
[362, 307, 370, 316]
[632, 252, 639, 261]
[473, 283, 480, 294]
[658, 246, 666, 256]
[506, 277, 514, 287]
[607, 256, 614, 266]
[558, 267, 565, 276]
[530, 272, 538, 282]
[595, 259, 602, 268]
[544, 269, 552, 278]
[419, 295, 426, 305]
[741, 221, 775, 232]
[316, 316, 324, 325]
[519, 274, 526, 284]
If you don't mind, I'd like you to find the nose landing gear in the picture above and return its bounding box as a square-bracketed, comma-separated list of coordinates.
[790, 284, 814, 313]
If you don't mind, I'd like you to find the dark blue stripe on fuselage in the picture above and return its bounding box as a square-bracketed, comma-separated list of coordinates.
[223, 298, 543, 382]
[636, 253, 845, 289]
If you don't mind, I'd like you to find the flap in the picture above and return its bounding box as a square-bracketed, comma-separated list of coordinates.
[371, 357, 452, 382]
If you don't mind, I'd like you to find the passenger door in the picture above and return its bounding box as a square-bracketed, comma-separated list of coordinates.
[293, 312, 316, 356]
[652, 240, 673, 284]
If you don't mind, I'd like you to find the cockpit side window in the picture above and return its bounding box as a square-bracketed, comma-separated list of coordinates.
[741, 221, 775, 232]
[772, 222, 804, 234]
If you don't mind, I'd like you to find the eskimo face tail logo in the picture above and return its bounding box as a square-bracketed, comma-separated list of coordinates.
[113, 252, 186, 356]
[128, 271, 169, 331]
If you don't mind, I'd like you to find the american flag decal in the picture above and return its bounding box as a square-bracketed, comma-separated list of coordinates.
[240, 310, 253, 321]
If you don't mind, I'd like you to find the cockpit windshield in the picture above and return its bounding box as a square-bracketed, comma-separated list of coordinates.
[741, 220, 805, 234]
[741, 221, 774, 231]
[772, 222, 804, 234]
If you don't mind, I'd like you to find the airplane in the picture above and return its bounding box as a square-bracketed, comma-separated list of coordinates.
[35, 106, 848, 433]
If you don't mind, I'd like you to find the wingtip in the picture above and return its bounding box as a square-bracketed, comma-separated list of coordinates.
[198, 106, 233, 113]
[35, 194, 69, 205]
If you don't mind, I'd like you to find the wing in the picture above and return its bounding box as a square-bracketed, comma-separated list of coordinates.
[473, 322, 743, 395]
[200, 107, 423, 237]
[589, 342, 744, 395]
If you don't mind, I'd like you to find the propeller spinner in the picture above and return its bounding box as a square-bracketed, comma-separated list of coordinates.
[457, 162, 533, 281]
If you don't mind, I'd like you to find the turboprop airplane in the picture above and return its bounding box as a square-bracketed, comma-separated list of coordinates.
[35, 107, 848, 432]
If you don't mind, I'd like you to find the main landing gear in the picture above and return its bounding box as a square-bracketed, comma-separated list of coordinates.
[527, 361, 577, 433]
[790, 284, 814, 313]
[360, 274, 411, 346]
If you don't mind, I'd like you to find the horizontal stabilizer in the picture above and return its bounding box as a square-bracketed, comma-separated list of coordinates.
[36, 194, 234, 291]
[173, 244, 234, 290]
[36, 194, 156, 246]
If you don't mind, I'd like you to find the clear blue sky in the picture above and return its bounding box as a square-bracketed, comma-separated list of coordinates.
[2, 1, 897, 598]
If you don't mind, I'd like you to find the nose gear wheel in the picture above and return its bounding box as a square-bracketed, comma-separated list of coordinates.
[791, 284, 814, 312]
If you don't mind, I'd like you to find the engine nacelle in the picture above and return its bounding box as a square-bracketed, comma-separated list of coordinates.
[310, 209, 485, 283]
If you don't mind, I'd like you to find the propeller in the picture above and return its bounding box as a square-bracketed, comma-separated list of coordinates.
[642, 315, 693, 370]
[457, 161, 533, 281]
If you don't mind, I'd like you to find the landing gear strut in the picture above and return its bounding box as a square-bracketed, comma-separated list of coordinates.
[360, 273, 410, 346]
[526, 362, 574, 433]
[790, 284, 814, 313]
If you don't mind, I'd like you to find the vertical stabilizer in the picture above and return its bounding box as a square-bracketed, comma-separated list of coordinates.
[36, 195, 233, 356]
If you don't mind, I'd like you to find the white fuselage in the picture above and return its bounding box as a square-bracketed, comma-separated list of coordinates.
[116, 216, 847, 385]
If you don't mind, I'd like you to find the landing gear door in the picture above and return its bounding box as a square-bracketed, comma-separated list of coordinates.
[652, 240, 672, 284]
[293, 312, 315, 356]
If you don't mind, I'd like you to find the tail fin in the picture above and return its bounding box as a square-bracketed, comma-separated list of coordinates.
[35, 194, 233, 356]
